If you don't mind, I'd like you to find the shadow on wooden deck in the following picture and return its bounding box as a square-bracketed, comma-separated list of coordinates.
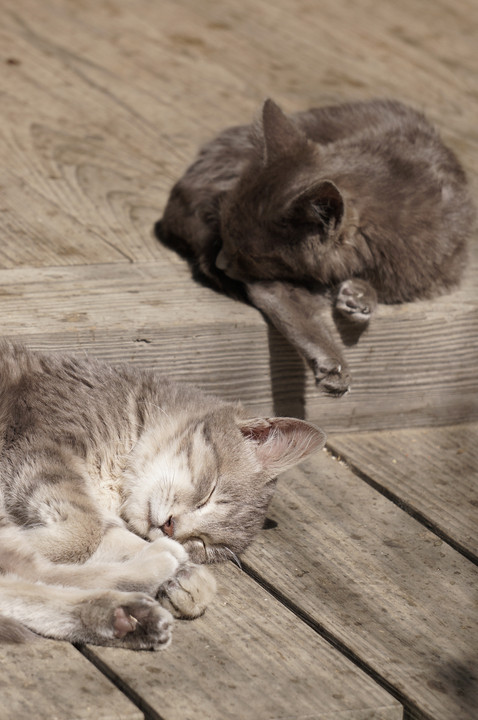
[0, 0, 477, 717]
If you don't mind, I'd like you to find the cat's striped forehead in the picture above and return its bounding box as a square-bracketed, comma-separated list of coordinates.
[141, 415, 226, 502]
[173, 418, 222, 497]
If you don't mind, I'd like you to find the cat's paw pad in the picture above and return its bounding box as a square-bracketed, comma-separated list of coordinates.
[80, 591, 173, 650]
[112, 594, 173, 649]
[157, 564, 217, 619]
[312, 358, 351, 397]
[335, 279, 377, 323]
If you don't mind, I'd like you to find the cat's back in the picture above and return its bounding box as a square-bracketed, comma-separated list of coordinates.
[295, 98, 435, 146]
[0, 343, 133, 450]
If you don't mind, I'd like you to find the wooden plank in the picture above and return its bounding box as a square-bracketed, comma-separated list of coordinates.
[0, 640, 142, 720]
[171, 0, 478, 150]
[1, 0, 477, 429]
[91, 564, 402, 720]
[327, 424, 478, 561]
[0, 262, 476, 431]
[241, 450, 478, 720]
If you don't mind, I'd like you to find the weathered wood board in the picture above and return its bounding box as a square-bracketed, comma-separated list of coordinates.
[0, 640, 142, 720]
[241, 449, 478, 720]
[0, 259, 476, 432]
[328, 424, 478, 560]
[91, 564, 402, 720]
[1, 0, 477, 430]
[1, 0, 477, 717]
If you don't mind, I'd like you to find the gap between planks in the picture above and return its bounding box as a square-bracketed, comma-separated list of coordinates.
[323, 443, 478, 567]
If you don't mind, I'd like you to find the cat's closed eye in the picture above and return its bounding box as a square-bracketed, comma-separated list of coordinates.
[196, 481, 217, 510]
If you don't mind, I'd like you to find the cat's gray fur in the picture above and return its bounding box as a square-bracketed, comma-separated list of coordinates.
[159, 98, 475, 395]
[0, 342, 325, 649]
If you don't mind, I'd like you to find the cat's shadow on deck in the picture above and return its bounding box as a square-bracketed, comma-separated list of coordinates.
[155, 220, 367, 419]
[154, 220, 369, 419]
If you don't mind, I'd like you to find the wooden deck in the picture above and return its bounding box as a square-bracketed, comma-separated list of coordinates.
[0, 0, 477, 718]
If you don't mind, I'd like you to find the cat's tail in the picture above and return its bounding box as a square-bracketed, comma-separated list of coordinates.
[0, 615, 38, 643]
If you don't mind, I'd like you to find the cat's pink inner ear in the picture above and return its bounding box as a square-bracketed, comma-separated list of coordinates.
[261, 99, 308, 163]
[239, 417, 326, 476]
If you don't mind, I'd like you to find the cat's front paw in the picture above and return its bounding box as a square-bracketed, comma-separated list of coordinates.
[335, 279, 377, 324]
[79, 591, 173, 650]
[311, 357, 351, 397]
[157, 563, 217, 619]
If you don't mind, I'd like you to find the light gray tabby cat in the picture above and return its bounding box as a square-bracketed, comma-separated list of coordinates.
[0, 343, 325, 650]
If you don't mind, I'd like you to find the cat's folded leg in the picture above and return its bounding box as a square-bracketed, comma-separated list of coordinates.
[247, 280, 351, 396]
[86, 529, 217, 620]
[124, 536, 217, 619]
[0, 576, 173, 649]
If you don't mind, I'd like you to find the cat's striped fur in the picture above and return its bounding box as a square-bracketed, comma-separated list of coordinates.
[0, 343, 325, 649]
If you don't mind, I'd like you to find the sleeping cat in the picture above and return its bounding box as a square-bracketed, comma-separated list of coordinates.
[158, 98, 475, 395]
[0, 342, 325, 649]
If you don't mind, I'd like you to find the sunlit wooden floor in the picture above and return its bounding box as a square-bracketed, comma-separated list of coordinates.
[1, 0, 477, 718]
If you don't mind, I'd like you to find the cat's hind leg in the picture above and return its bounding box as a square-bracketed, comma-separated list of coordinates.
[56, 527, 217, 620]
[7, 453, 105, 564]
[0, 577, 172, 649]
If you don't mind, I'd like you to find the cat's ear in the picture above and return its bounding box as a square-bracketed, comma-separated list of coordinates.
[255, 99, 308, 164]
[290, 180, 344, 233]
[239, 417, 326, 476]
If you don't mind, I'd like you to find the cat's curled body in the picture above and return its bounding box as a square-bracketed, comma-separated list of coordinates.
[0, 343, 325, 649]
[160, 99, 475, 395]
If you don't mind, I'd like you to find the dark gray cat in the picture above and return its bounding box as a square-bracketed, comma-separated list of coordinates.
[0, 342, 325, 649]
[159, 98, 475, 395]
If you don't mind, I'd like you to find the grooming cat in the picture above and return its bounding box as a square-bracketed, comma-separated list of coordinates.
[158, 99, 475, 395]
[0, 342, 325, 649]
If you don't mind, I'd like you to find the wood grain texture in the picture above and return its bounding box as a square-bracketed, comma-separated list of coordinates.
[328, 424, 478, 560]
[242, 450, 478, 720]
[0, 0, 477, 429]
[0, 641, 142, 720]
[0, 0, 477, 717]
[0, 260, 476, 430]
[92, 563, 402, 720]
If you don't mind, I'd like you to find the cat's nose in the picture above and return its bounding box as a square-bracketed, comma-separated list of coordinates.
[160, 516, 175, 538]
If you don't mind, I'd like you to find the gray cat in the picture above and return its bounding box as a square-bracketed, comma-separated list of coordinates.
[159, 98, 475, 395]
[0, 342, 325, 649]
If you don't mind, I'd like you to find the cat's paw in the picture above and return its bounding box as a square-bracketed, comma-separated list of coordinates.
[79, 591, 173, 650]
[311, 357, 351, 397]
[157, 563, 217, 619]
[335, 279, 377, 324]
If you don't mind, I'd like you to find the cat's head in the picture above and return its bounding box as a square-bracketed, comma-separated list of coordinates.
[216, 99, 346, 284]
[121, 404, 325, 563]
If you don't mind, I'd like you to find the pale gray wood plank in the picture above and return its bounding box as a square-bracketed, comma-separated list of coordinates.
[91, 564, 402, 720]
[0, 640, 142, 720]
[327, 424, 478, 560]
[0, 262, 475, 431]
[1, 0, 477, 429]
[172, 0, 478, 150]
[242, 450, 478, 720]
